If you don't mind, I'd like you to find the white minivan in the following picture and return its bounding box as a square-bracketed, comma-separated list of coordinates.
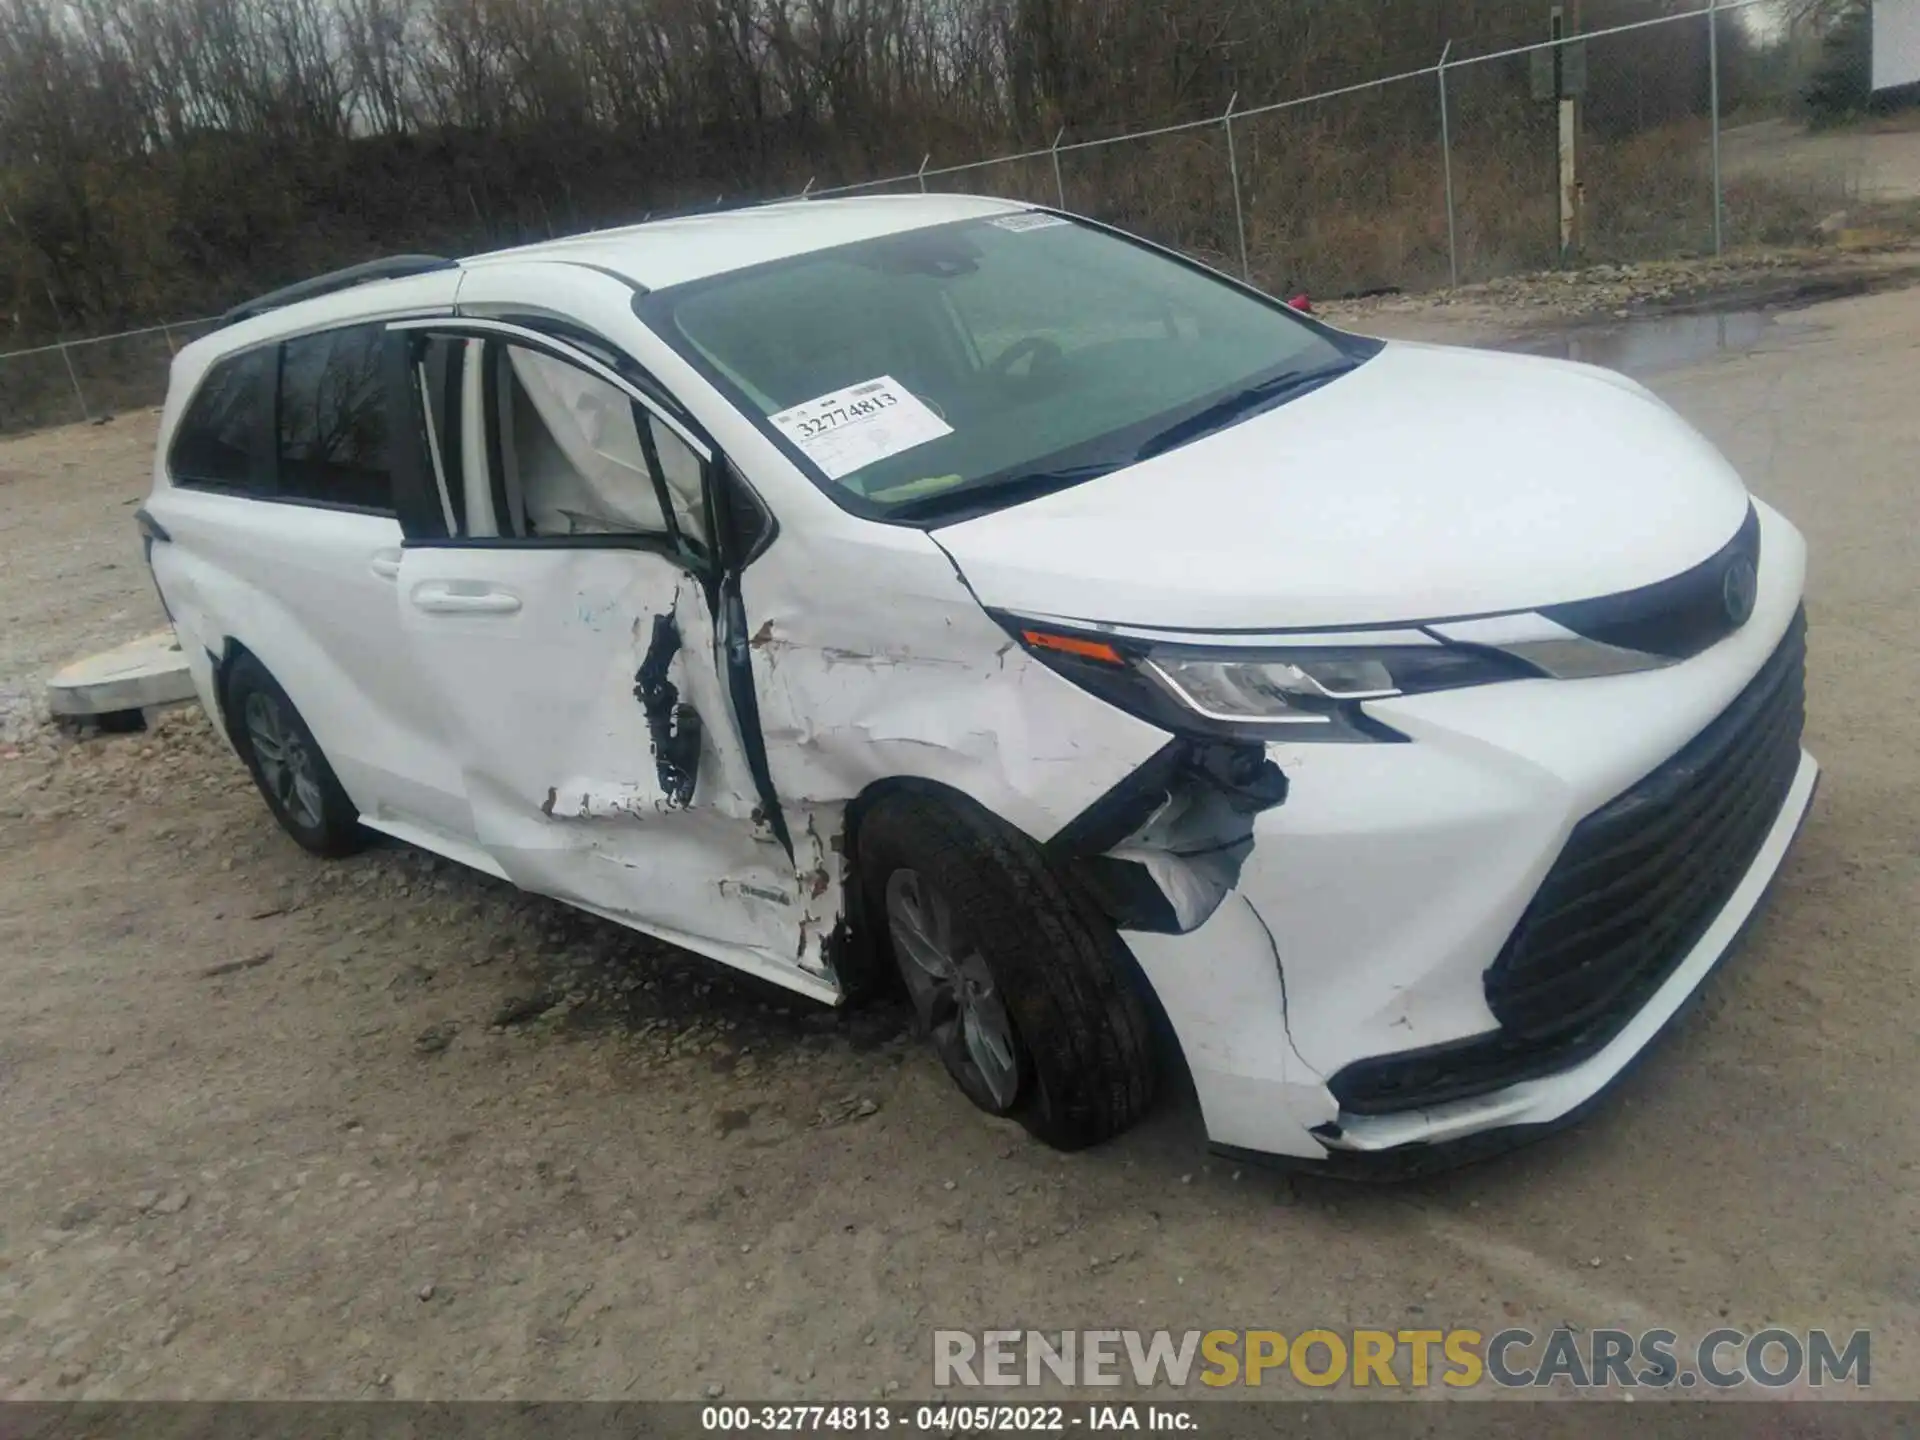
[142, 195, 1817, 1174]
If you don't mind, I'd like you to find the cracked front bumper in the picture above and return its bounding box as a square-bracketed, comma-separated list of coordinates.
[1122, 502, 1815, 1170]
[1310, 748, 1815, 1173]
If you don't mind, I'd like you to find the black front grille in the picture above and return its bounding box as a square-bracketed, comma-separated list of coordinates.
[1331, 609, 1806, 1116]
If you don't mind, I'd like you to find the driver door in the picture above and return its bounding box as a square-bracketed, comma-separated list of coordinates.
[382, 318, 829, 998]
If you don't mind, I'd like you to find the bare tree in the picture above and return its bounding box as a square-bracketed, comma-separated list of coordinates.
[0, 0, 1828, 341]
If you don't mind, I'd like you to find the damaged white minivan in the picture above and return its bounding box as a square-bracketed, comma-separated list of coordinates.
[142, 195, 1817, 1174]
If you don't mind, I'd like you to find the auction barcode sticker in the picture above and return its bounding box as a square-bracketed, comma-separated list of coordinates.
[768, 376, 954, 481]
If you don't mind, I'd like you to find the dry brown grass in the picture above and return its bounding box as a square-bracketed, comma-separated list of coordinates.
[1039, 114, 1886, 296]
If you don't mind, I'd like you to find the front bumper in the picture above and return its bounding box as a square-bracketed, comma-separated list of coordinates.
[1122, 500, 1816, 1169]
[1306, 746, 1816, 1175]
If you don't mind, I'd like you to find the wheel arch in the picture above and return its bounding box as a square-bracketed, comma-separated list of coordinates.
[833, 774, 1191, 1094]
[207, 635, 261, 750]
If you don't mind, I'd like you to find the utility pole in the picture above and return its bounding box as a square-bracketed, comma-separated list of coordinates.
[1557, 0, 1584, 258]
[1535, 2, 1588, 261]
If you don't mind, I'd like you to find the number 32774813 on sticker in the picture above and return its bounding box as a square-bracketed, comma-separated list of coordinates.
[767, 375, 953, 481]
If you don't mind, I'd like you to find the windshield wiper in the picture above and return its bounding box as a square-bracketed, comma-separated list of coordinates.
[1131, 361, 1356, 464]
[884, 461, 1122, 522]
[882, 360, 1358, 522]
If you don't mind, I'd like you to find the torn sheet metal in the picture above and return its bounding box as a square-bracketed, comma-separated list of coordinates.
[393, 544, 832, 992]
[1124, 896, 1336, 1161]
[634, 612, 702, 808]
[738, 523, 1173, 844]
[1103, 839, 1256, 934]
[1083, 743, 1287, 933]
[733, 520, 1288, 975]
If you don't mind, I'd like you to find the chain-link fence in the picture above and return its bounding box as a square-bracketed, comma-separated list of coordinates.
[795, 0, 1879, 291]
[4, 0, 1890, 439]
[0, 319, 220, 437]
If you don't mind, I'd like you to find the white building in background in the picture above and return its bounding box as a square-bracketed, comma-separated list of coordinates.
[1875, 0, 1920, 90]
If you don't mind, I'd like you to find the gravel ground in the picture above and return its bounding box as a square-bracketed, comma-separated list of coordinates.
[0, 424, 161, 745]
[1321, 242, 1920, 339]
[1, 259, 1917, 1404]
[1721, 115, 1920, 206]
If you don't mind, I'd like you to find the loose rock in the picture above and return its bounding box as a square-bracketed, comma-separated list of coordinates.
[57, 1199, 99, 1230]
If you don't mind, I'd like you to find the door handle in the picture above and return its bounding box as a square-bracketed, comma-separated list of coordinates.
[369, 550, 402, 580]
[411, 581, 522, 616]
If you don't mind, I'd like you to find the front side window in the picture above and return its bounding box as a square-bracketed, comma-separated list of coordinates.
[411, 335, 709, 557]
[639, 214, 1372, 522]
[500, 344, 673, 538]
[278, 324, 393, 511]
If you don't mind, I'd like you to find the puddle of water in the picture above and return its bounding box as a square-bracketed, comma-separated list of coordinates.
[1508, 310, 1773, 376]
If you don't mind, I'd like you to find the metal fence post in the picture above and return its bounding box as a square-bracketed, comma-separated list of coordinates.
[57, 341, 89, 424]
[917, 155, 931, 193]
[1223, 92, 1251, 281]
[1050, 129, 1067, 209]
[1438, 42, 1460, 288]
[1708, 0, 1724, 255]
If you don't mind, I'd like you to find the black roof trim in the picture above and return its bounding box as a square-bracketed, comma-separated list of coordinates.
[221, 255, 459, 327]
[560, 260, 649, 295]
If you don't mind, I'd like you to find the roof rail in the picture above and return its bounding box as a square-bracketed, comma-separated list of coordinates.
[220, 254, 459, 327]
[635, 195, 766, 224]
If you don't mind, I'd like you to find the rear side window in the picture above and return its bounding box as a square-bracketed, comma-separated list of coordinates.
[278, 325, 393, 511]
[168, 349, 273, 491]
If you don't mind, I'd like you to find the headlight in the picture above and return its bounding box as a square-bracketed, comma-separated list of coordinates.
[1004, 620, 1543, 743]
[1149, 645, 1527, 714]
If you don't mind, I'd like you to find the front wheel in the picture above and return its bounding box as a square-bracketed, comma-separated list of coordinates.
[858, 792, 1158, 1150]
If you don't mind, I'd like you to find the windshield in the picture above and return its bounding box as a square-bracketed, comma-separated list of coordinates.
[638, 213, 1373, 523]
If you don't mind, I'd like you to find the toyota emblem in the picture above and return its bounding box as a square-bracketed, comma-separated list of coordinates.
[1723, 557, 1758, 627]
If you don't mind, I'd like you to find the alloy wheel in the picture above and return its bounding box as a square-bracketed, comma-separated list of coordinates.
[883, 867, 1023, 1110]
[243, 691, 325, 831]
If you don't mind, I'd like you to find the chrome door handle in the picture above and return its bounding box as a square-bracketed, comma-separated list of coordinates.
[411, 582, 522, 615]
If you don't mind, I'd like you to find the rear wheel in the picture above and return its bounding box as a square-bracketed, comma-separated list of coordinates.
[224, 654, 367, 858]
[858, 791, 1158, 1150]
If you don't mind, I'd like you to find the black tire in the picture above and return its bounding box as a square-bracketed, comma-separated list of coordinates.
[223, 653, 367, 858]
[858, 790, 1158, 1150]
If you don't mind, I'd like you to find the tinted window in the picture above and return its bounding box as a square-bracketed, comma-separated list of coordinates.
[278, 325, 393, 510]
[169, 348, 273, 491]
